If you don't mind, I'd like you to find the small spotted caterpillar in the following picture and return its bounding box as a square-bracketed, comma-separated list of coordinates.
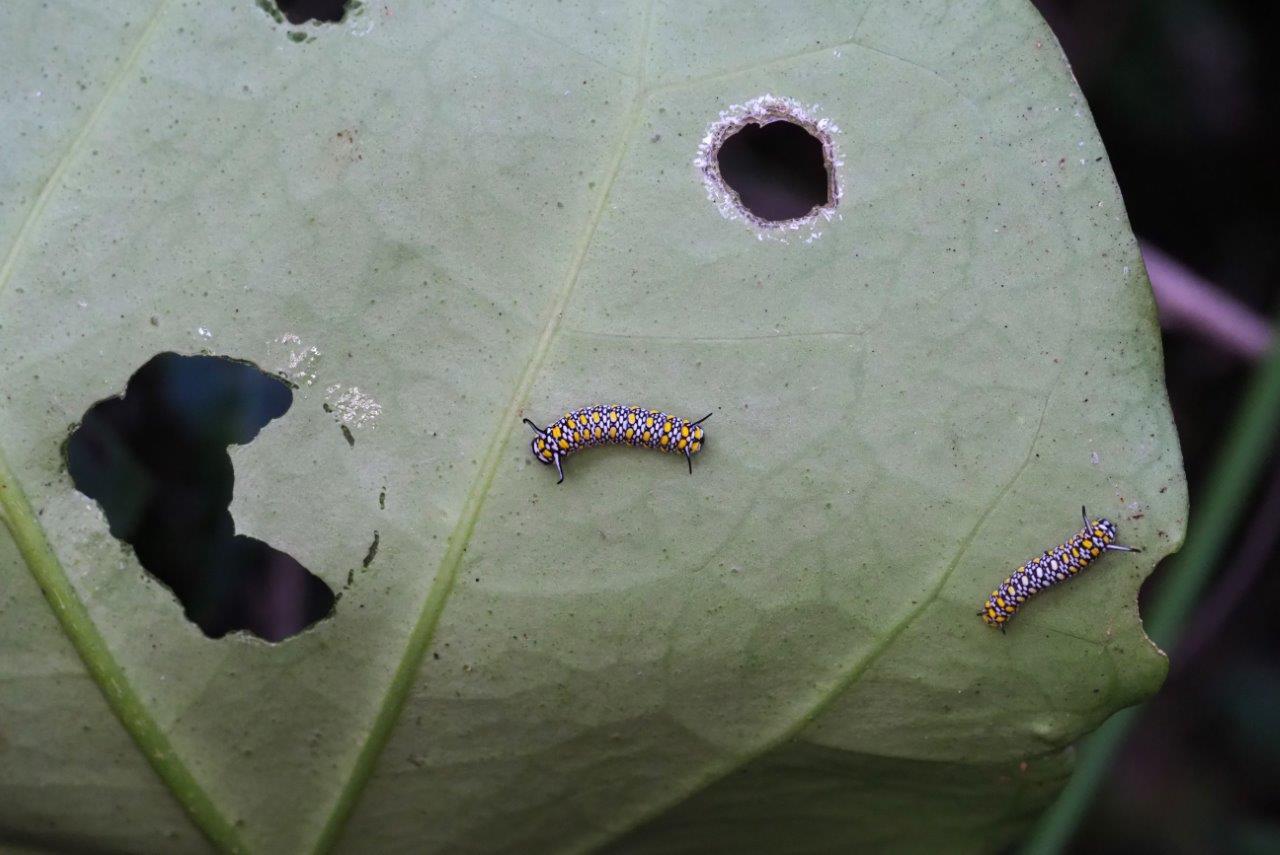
[980, 507, 1140, 631]
[523, 405, 711, 483]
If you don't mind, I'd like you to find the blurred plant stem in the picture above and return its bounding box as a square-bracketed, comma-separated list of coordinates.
[1022, 309, 1280, 855]
[1143, 242, 1274, 360]
[1173, 462, 1280, 667]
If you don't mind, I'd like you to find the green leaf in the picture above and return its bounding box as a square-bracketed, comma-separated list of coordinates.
[0, 1, 1186, 852]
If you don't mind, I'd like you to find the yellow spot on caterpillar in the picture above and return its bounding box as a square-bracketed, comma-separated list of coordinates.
[551, 426, 562, 439]
[660, 435, 670, 446]
[677, 438, 687, 449]
[690, 441, 701, 452]
[642, 431, 652, 442]
[627, 413, 637, 424]
[681, 425, 690, 438]
[662, 420, 672, 432]
[558, 439, 569, 451]
[572, 431, 582, 442]
[608, 427, 618, 439]
[591, 412, 601, 423]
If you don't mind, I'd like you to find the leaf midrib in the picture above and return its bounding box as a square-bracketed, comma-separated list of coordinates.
[307, 3, 659, 851]
[0, 1, 247, 851]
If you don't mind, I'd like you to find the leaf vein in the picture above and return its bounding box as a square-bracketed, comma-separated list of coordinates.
[309, 2, 660, 850]
[0, 1, 245, 850]
[583, 373, 1063, 851]
[0, 0, 169, 300]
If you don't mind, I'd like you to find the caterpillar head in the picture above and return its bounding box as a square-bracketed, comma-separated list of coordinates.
[688, 424, 706, 455]
[523, 419, 556, 465]
[531, 433, 556, 465]
[1090, 517, 1118, 545]
[685, 413, 711, 456]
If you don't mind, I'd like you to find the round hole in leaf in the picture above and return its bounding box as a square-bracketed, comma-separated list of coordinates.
[696, 94, 841, 236]
[716, 120, 831, 222]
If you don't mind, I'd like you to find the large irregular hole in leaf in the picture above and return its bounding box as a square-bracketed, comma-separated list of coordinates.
[716, 120, 831, 222]
[65, 353, 334, 642]
[273, 0, 353, 26]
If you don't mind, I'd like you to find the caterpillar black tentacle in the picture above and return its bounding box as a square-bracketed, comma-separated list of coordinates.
[524, 405, 710, 484]
[979, 507, 1140, 632]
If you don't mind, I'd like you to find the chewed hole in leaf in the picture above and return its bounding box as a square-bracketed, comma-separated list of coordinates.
[697, 94, 842, 237]
[65, 352, 335, 643]
[273, 0, 353, 25]
[717, 121, 830, 222]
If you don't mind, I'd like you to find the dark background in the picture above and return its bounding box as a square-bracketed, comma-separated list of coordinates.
[1033, 1, 1280, 852]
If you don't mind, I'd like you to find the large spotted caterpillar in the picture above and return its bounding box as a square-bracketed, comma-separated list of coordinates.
[523, 405, 710, 483]
[980, 507, 1140, 631]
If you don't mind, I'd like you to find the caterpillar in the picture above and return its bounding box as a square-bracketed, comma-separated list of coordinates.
[980, 507, 1140, 632]
[523, 405, 711, 483]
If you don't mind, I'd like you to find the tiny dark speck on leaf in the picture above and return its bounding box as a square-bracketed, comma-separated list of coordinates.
[322, 402, 334, 413]
[341, 424, 355, 447]
[362, 530, 380, 568]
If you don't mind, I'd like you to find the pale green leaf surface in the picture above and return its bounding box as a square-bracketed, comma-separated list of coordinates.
[0, 527, 212, 854]
[0, 1, 1185, 853]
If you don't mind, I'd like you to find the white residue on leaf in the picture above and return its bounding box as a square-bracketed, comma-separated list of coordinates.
[197, 326, 213, 339]
[344, 0, 385, 37]
[275, 333, 322, 386]
[325, 384, 382, 429]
